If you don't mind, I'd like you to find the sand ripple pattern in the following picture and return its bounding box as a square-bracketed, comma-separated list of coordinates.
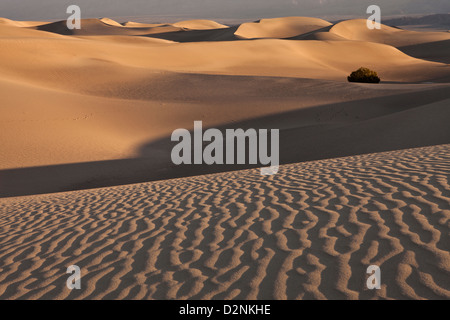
[0, 144, 449, 300]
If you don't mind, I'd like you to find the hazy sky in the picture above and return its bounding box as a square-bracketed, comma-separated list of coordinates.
[1, 0, 449, 21]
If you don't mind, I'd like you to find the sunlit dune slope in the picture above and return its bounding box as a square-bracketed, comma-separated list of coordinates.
[330, 19, 450, 47]
[172, 19, 229, 30]
[235, 16, 332, 39]
[0, 17, 49, 27]
[1, 16, 450, 197]
[1, 23, 449, 90]
[33, 18, 183, 36]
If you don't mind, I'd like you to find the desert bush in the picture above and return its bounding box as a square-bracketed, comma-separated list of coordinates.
[347, 67, 381, 83]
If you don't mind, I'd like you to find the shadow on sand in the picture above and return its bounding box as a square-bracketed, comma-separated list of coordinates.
[1, 85, 450, 198]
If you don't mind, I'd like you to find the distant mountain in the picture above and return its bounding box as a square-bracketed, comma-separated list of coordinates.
[1, 0, 449, 21]
[384, 14, 450, 27]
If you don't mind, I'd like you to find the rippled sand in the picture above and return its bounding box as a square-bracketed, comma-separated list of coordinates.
[1, 144, 449, 300]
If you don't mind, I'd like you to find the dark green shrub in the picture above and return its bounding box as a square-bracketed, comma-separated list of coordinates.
[348, 67, 381, 83]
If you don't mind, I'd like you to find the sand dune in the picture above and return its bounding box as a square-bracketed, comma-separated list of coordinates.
[31, 18, 227, 37]
[122, 21, 167, 28]
[2, 72, 449, 197]
[0, 144, 449, 299]
[172, 19, 229, 30]
[235, 17, 332, 39]
[0, 24, 66, 38]
[144, 26, 239, 42]
[99, 18, 124, 28]
[1, 15, 449, 300]
[1, 16, 450, 197]
[34, 19, 183, 36]
[0, 17, 49, 27]
[292, 31, 346, 41]
[0, 17, 25, 27]
[330, 19, 450, 47]
[399, 40, 450, 64]
[2, 24, 449, 89]
[21, 17, 450, 68]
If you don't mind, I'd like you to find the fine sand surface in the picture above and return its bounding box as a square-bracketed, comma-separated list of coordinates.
[235, 17, 332, 39]
[1, 16, 450, 197]
[0, 16, 449, 300]
[0, 144, 449, 299]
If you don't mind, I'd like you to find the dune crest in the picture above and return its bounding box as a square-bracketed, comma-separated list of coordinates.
[0, 17, 48, 27]
[122, 21, 166, 28]
[235, 16, 332, 39]
[34, 18, 183, 36]
[0, 17, 23, 27]
[172, 19, 229, 30]
[99, 18, 123, 27]
[330, 19, 450, 47]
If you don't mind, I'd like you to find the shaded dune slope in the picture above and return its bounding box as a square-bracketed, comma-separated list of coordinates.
[1, 75, 449, 198]
[25, 17, 450, 66]
[145, 26, 240, 42]
[398, 39, 450, 64]
[35, 19, 183, 36]
[33, 18, 229, 37]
